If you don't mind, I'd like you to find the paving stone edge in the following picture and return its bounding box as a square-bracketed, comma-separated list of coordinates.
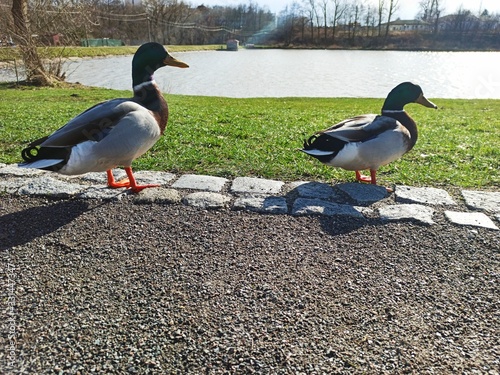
[0, 164, 498, 230]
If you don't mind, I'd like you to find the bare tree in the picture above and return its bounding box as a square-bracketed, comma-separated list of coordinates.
[295, 3, 308, 42]
[146, 0, 194, 44]
[377, 0, 385, 36]
[278, 4, 301, 45]
[303, 0, 317, 42]
[331, 0, 347, 43]
[419, 0, 443, 33]
[309, 0, 321, 41]
[11, 0, 53, 85]
[365, 4, 377, 37]
[384, 0, 399, 37]
[345, 0, 363, 42]
[319, 0, 328, 42]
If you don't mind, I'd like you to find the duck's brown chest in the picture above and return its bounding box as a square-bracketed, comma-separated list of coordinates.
[155, 100, 169, 134]
[135, 83, 169, 134]
[382, 110, 418, 149]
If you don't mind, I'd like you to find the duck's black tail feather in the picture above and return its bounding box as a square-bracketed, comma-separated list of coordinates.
[20, 146, 71, 171]
[301, 133, 345, 163]
[303, 133, 346, 152]
[303, 134, 318, 149]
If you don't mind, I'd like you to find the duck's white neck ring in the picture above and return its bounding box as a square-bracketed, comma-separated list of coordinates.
[382, 110, 405, 114]
[133, 80, 156, 92]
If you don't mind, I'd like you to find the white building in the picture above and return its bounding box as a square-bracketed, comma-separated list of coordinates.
[124, 0, 142, 6]
[383, 20, 430, 32]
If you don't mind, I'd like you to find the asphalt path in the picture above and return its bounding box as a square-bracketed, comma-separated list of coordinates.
[1, 195, 498, 374]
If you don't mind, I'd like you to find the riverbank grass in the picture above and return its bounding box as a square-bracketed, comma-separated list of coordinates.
[0, 45, 221, 60]
[0, 84, 498, 188]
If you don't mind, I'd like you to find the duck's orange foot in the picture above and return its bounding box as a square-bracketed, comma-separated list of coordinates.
[107, 170, 131, 189]
[129, 183, 160, 193]
[355, 171, 373, 183]
[355, 170, 377, 184]
[106, 168, 160, 193]
[108, 178, 131, 189]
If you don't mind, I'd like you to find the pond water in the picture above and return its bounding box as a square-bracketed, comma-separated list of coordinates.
[3, 50, 500, 98]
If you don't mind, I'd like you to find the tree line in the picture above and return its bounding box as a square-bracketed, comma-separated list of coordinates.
[1, 0, 499, 48]
[1, 0, 499, 85]
[277, 0, 499, 49]
[0, 0, 276, 46]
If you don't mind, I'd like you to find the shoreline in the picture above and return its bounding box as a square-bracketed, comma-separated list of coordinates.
[1, 44, 499, 62]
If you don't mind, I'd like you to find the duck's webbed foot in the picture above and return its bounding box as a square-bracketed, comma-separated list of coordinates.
[355, 170, 377, 184]
[107, 170, 130, 189]
[106, 168, 160, 193]
[106, 170, 130, 189]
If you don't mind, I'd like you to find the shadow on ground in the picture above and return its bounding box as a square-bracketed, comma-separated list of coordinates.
[0, 199, 89, 250]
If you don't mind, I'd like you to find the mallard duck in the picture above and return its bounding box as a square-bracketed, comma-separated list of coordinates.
[301, 82, 437, 188]
[19, 42, 188, 193]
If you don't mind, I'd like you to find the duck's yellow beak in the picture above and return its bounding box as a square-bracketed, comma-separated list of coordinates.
[415, 93, 437, 109]
[164, 55, 189, 68]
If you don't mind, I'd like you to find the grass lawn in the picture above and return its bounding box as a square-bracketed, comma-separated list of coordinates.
[0, 83, 498, 189]
[0, 45, 222, 60]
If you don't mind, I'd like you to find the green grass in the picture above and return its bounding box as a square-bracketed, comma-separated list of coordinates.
[0, 83, 498, 188]
[0, 45, 221, 61]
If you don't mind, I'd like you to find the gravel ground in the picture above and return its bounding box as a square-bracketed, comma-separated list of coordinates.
[1, 195, 499, 374]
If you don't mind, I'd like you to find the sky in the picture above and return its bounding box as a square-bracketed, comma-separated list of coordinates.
[191, 0, 500, 18]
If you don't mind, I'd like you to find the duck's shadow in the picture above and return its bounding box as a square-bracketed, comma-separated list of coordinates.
[0, 199, 90, 251]
[285, 181, 389, 236]
[317, 215, 378, 236]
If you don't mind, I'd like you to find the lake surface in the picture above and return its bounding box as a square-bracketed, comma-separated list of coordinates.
[3, 50, 500, 98]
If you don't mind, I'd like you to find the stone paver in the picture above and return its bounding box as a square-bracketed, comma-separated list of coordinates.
[287, 181, 336, 199]
[292, 198, 364, 218]
[132, 171, 176, 186]
[0, 178, 27, 194]
[462, 190, 500, 213]
[182, 192, 231, 209]
[0, 164, 499, 229]
[396, 186, 457, 205]
[445, 211, 498, 230]
[231, 177, 284, 195]
[77, 171, 126, 184]
[233, 196, 288, 214]
[172, 174, 228, 192]
[78, 186, 127, 200]
[133, 188, 182, 204]
[337, 183, 388, 205]
[17, 176, 85, 198]
[0, 164, 45, 177]
[379, 204, 435, 225]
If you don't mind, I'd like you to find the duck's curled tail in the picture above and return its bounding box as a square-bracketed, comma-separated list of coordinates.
[19, 142, 71, 171]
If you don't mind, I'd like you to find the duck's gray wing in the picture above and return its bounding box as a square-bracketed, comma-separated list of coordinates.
[31, 99, 142, 148]
[321, 114, 399, 142]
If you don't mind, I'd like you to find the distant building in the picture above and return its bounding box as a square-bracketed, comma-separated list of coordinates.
[226, 39, 239, 51]
[124, 0, 142, 6]
[383, 19, 430, 32]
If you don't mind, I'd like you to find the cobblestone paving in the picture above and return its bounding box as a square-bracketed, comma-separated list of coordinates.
[0, 164, 498, 230]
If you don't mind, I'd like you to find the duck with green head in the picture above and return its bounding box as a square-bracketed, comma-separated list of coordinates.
[301, 82, 437, 189]
[19, 42, 189, 193]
